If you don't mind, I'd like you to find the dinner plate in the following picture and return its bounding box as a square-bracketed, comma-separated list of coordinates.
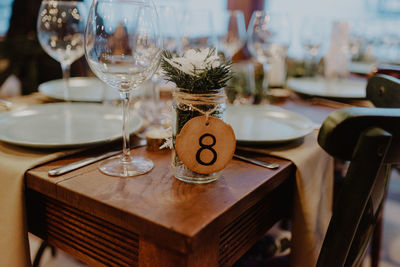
[39, 77, 120, 102]
[0, 103, 142, 148]
[225, 105, 315, 144]
[348, 61, 376, 75]
[287, 77, 367, 99]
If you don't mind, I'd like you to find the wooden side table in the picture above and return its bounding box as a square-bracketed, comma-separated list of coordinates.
[26, 147, 294, 266]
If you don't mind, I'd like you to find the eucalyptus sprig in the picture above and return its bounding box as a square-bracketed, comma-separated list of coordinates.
[161, 48, 232, 93]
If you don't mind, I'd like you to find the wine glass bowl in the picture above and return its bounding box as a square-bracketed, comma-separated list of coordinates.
[181, 9, 216, 51]
[300, 17, 327, 58]
[85, 3, 160, 91]
[247, 11, 291, 88]
[215, 10, 246, 60]
[157, 5, 182, 54]
[247, 12, 290, 65]
[85, 0, 161, 177]
[300, 16, 327, 76]
[145, 5, 181, 129]
[37, 1, 88, 100]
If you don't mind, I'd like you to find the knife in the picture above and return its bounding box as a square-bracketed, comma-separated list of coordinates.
[233, 153, 280, 169]
[48, 140, 147, 176]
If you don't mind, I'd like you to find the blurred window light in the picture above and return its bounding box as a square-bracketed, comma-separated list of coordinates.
[264, 0, 400, 62]
[0, 0, 14, 36]
[266, 0, 375, 19]
[156, 0, 228, 37]
[378, 0, 400, 14]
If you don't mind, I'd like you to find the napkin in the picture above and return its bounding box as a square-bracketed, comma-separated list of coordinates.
[238, 130, 334, 267]
[0, 143, 82, 267]
[0, 93, 80, 266]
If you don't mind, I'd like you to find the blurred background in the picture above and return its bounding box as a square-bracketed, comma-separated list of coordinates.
[1, 0, 399, 98]
[1, 0, 399, 266]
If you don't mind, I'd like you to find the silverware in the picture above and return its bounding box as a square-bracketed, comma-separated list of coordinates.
[310, 97, 352, 109]
[48, 140, 147, 176]
[233, 154, 280, 169]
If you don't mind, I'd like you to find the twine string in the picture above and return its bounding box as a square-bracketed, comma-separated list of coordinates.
[173, 89, 225, 123]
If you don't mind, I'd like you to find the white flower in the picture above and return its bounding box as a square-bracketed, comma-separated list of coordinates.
[160, 136, 173, 150]
[159, 127, 173, 150]
[165, 48, 220, 76]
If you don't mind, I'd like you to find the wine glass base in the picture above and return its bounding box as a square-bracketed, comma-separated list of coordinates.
[99, 155, 154, 177]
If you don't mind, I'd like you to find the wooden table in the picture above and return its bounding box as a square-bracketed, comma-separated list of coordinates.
[24, 95, 360, 267]
[26, 146, 295, 266]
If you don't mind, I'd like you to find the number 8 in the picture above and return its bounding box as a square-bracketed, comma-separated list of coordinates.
[196, 133, 217, 166]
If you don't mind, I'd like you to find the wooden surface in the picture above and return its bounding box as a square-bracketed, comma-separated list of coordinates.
[26, 145, 294, 266]
[175, 116, 236, 174]
[25, 95, 368, 266]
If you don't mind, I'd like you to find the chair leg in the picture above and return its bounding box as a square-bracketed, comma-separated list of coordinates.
[371, 210, 383, 267]
[50, 244, 57, 257]
[32, 241, 49, 267]
[32, 241, 56, 267]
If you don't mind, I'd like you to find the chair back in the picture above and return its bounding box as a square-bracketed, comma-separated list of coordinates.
[366, 73, 400, 108]
[316, 107, 400, 267]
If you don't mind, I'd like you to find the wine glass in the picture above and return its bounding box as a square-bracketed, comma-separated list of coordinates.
[143, 4, 181, 130]
[247, 11, 291, 88]
[372, 19, 400, 64]
[181, 9, 216, 51]
[85, 0, 162, 177]
[37, 1, 88, 101]
[348, 19, 366, 62]
[215, 10, 246, 60]
[157, 5, 182, 55]
[300, 16, 327, 76]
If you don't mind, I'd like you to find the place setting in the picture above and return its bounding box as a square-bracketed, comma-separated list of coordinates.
[38, 77, 120, 103]
[225, 104, 315, 145]
[0, 0, 160, 178]
[0, 1, 125, 149]
[285, 17, 400, 105]
[286, 76, 367, 99]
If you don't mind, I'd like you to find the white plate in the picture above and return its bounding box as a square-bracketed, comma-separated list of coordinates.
[348, 61, 376, 75]
[39, 77, 120, 102]
[0, 103, 142, 148]
[287, 77, 367, 99]
[225, 105, 315, 144]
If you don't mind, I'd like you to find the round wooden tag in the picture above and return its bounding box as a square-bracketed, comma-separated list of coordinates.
[175, 116, 236, 174]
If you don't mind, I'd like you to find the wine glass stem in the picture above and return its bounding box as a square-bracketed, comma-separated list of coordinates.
[262, 63, 269, 89]
[151, 77, 160, 126]
[61, 63, 71, 102]
[305, 55, 315, 76]
[120, 91, 131, 163]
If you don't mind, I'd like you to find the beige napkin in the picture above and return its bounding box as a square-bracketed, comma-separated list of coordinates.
[238, 130, 334, 266]
[0, 142, 82, 267]
[0, 93, 77, 266]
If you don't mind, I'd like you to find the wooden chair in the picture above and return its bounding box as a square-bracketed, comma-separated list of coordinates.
[316, 106, 400, 266]
[367, 73, 400, 108]
[317, 74, 400, 266]
[235, 75, 400, 267]
[236, 106, 400, 267]
[364, 73, 400, 267]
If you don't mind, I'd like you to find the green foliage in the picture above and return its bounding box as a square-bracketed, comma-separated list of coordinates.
[161, 50, 232, 93]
